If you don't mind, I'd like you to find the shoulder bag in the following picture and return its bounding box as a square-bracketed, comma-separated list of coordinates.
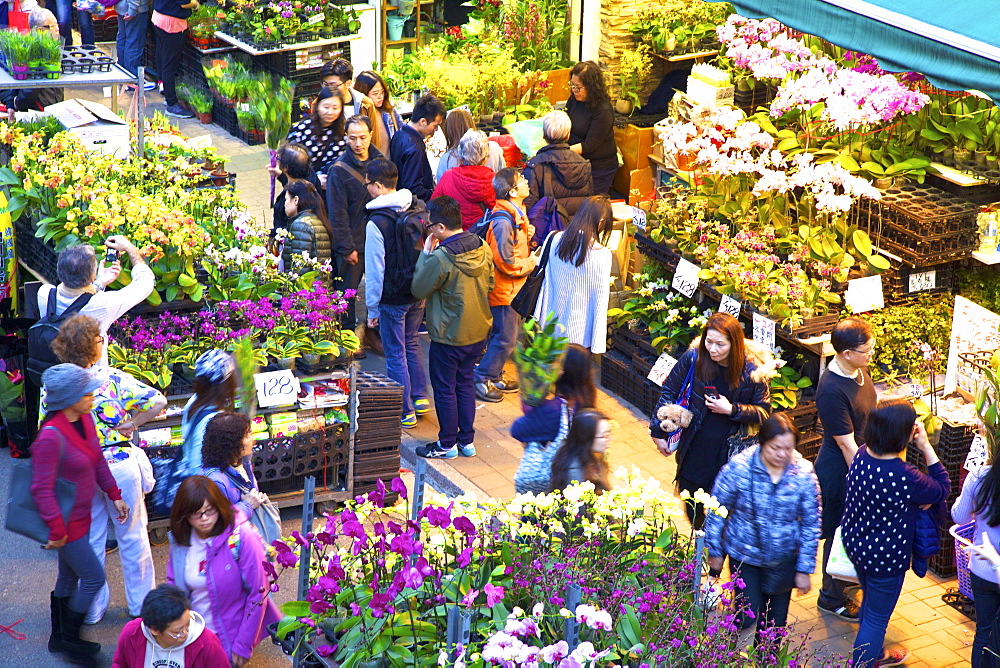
[726, 424, 760, 460]
[511, 231, 557, 319]
[664, 354, 697, 454]
[5, 426, 76, 544]
[225, 468, 282, 547]
[748, 466, 798, 595]
[513, 401, 572, 494]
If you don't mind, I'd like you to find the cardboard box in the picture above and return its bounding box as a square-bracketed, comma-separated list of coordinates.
[613, 166, 654, 204]
[46, 98, 130, 158]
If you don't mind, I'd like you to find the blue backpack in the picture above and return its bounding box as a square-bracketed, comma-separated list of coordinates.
[469, 206, 515, 241]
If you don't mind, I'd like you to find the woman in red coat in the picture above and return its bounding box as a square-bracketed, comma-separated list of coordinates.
[31, 363, 129, 667]
[432, 129, 497, 230]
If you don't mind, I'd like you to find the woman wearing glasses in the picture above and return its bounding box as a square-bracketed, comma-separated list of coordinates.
[354, 70, 404, 158]
[565, 61, 618, 196]
[166, 476, 280, 668]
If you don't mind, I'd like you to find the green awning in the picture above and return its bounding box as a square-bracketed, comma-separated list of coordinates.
[713, 0, 1000, 104]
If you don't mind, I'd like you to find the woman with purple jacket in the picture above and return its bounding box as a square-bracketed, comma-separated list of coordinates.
[166, 476, 280, 667]
[200, 412, 269, 520]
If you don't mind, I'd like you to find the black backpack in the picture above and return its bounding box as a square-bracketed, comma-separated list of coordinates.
[27, 289, 93, 385]
[372, 200, 429, 302]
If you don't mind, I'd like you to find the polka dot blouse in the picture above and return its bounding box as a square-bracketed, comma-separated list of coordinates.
[842, 446, 949, 575]
[285, 117, 347, 175]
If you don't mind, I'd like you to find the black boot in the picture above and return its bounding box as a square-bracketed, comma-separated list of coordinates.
[48, 592, 64, 654]
[58, 602, 101, 662]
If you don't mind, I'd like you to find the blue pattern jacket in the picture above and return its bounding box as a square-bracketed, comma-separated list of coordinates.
[705, 445, 822, 574]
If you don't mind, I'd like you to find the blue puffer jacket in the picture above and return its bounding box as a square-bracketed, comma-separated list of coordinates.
[705, 445, 822, 574]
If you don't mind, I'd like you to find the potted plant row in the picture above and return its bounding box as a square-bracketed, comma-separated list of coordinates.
[0, 31, 62, 80]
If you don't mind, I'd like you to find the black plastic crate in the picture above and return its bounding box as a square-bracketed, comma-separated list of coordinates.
[775, 400, 819, 434]
[796, 431, 822, 462]
[634, 233, 681, 273]
[14, 214, 58, 283]
[883, 260, 957, 306]
[600, 349, 631, 399]
[252, 435, 296, 482]
[925, 172, 1000, 205]
[292, 424, 349, 476]
[258, 35, 351, 77]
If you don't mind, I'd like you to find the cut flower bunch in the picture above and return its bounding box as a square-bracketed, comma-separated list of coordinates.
[265, 468, 827, 667]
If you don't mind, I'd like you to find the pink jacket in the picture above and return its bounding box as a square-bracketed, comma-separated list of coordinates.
[30, 413, 121, 542]
[111, 617, 229, 667]
[166, 513, 281, 660]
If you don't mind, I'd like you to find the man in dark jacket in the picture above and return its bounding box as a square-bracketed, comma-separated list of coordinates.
[523, 110, 593, 215]
[389, 94, 446, 202]
[364, 159, 430, 429]
[411, 196, 494, 460]
[327, 115, 383, 335]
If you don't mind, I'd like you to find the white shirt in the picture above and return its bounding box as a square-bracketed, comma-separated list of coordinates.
[36, 262, 155, 367]
[185, 534, 215, 631]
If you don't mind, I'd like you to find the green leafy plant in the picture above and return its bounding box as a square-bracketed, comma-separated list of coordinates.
[514, 313, 568, 406]
[617, 44, 652, 110]
[770, 364, 813, 409]
[855, 293, 953, 383]
[179, 86, 214, 114]
[975, 350, 1000, 461]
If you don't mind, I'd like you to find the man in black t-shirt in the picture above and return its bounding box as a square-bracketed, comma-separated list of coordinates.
[815, 317, 877, 621]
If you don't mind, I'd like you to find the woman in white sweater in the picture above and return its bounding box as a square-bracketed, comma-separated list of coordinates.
[533, 195, 613, 353]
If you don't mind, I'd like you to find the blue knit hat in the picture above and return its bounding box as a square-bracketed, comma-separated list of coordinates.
[42, 364, 104, 411]
[194, 349, 235, 384]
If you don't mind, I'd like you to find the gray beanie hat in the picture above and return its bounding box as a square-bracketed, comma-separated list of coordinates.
[195, 349, 236, 384]
[42, 363, 104, 411]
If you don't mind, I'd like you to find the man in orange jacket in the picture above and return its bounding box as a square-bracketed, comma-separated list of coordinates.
[474, 168, 537, 402]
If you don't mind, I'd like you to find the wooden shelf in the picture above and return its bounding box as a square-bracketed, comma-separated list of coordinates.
[385, 38, 418, 45]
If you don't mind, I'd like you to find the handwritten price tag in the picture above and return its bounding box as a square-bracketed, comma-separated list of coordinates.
[254, 370, 300, 408]
[306, 12, 325, 25]
[966, 433, 989, 473]
[908, 270, 937, 293]
[672, 258, 700, 298]
[719, 293, 741, 318]
[647, 351, 678, 387]
[845, 275, 884, 314]
[908, 383, 923, 398]
[632, 206, 647, 232]
[752, 312, 776, 352]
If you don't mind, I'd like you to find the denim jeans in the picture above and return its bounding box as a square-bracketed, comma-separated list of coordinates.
[378, 301, 427, 417]
[116, 12, 149, 77]
[56, 535, 106, 614]
[54, 0, 94, 46]
[852, 567, 906, 667]
[731, 560, 792, 640]
[971, 572, 1000, 667]
[429, 339, 486, 447]
[475, 305, 520, 382]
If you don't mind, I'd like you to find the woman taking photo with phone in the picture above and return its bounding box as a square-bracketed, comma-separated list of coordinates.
[649, 312, 771, 528]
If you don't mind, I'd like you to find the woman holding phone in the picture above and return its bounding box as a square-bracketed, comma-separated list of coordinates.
[649, 312, 771, 528]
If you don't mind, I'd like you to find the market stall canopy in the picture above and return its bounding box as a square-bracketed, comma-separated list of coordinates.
[713, 0, 1000, 104]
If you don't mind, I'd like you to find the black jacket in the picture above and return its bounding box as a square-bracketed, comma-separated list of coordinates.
[1, 87, 63, 112]
[523, 143, 594, 215]
[566, 96, 618, 172]
[389, 125, 434, 202]
[153, 0, 191, 19]
[325, 147, 383, 258]
[272, 171, 321, 233]
[282, 210, 331, 269]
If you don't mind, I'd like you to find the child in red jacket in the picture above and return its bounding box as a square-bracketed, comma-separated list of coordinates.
[112, 584, 228, 667]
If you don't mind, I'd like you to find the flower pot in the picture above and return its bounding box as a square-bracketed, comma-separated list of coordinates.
[196, 111, 211, 124]
[211, 169, 230, 186]
[874, 177, 894, 190]
[277, 357, 296, 371]
[675, 151, 698, 171]
[202, 159, 216, 171]
[614, 98, 633, 115]
[974, 150, 989, 168]
[302, 354, 321, 366]
[43, 62, 61, 79]
[954, 148, 971, 164]
[10, 64, 28, 80]
[942, 148, 954, 166]
[386, 14, 407, 41]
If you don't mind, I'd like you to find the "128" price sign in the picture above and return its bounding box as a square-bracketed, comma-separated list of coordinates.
[672, 258, 700, 298]
[253, 370, 300, 408]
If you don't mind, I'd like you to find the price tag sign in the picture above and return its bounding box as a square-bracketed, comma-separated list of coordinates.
[672, 258, 700, 298]
[844, 275, 884, 314]
[632, 206, 647, 232]
[719, 293, 741, 318]
[307, 12, 325, 24]
[908, 270, 937, 293]
[966, 433, 989, 473]
[647, 351, 678, 387]
[908, 383, 923, 398]
[254, 370, 300, 408]
[752, 312, 776, 352]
